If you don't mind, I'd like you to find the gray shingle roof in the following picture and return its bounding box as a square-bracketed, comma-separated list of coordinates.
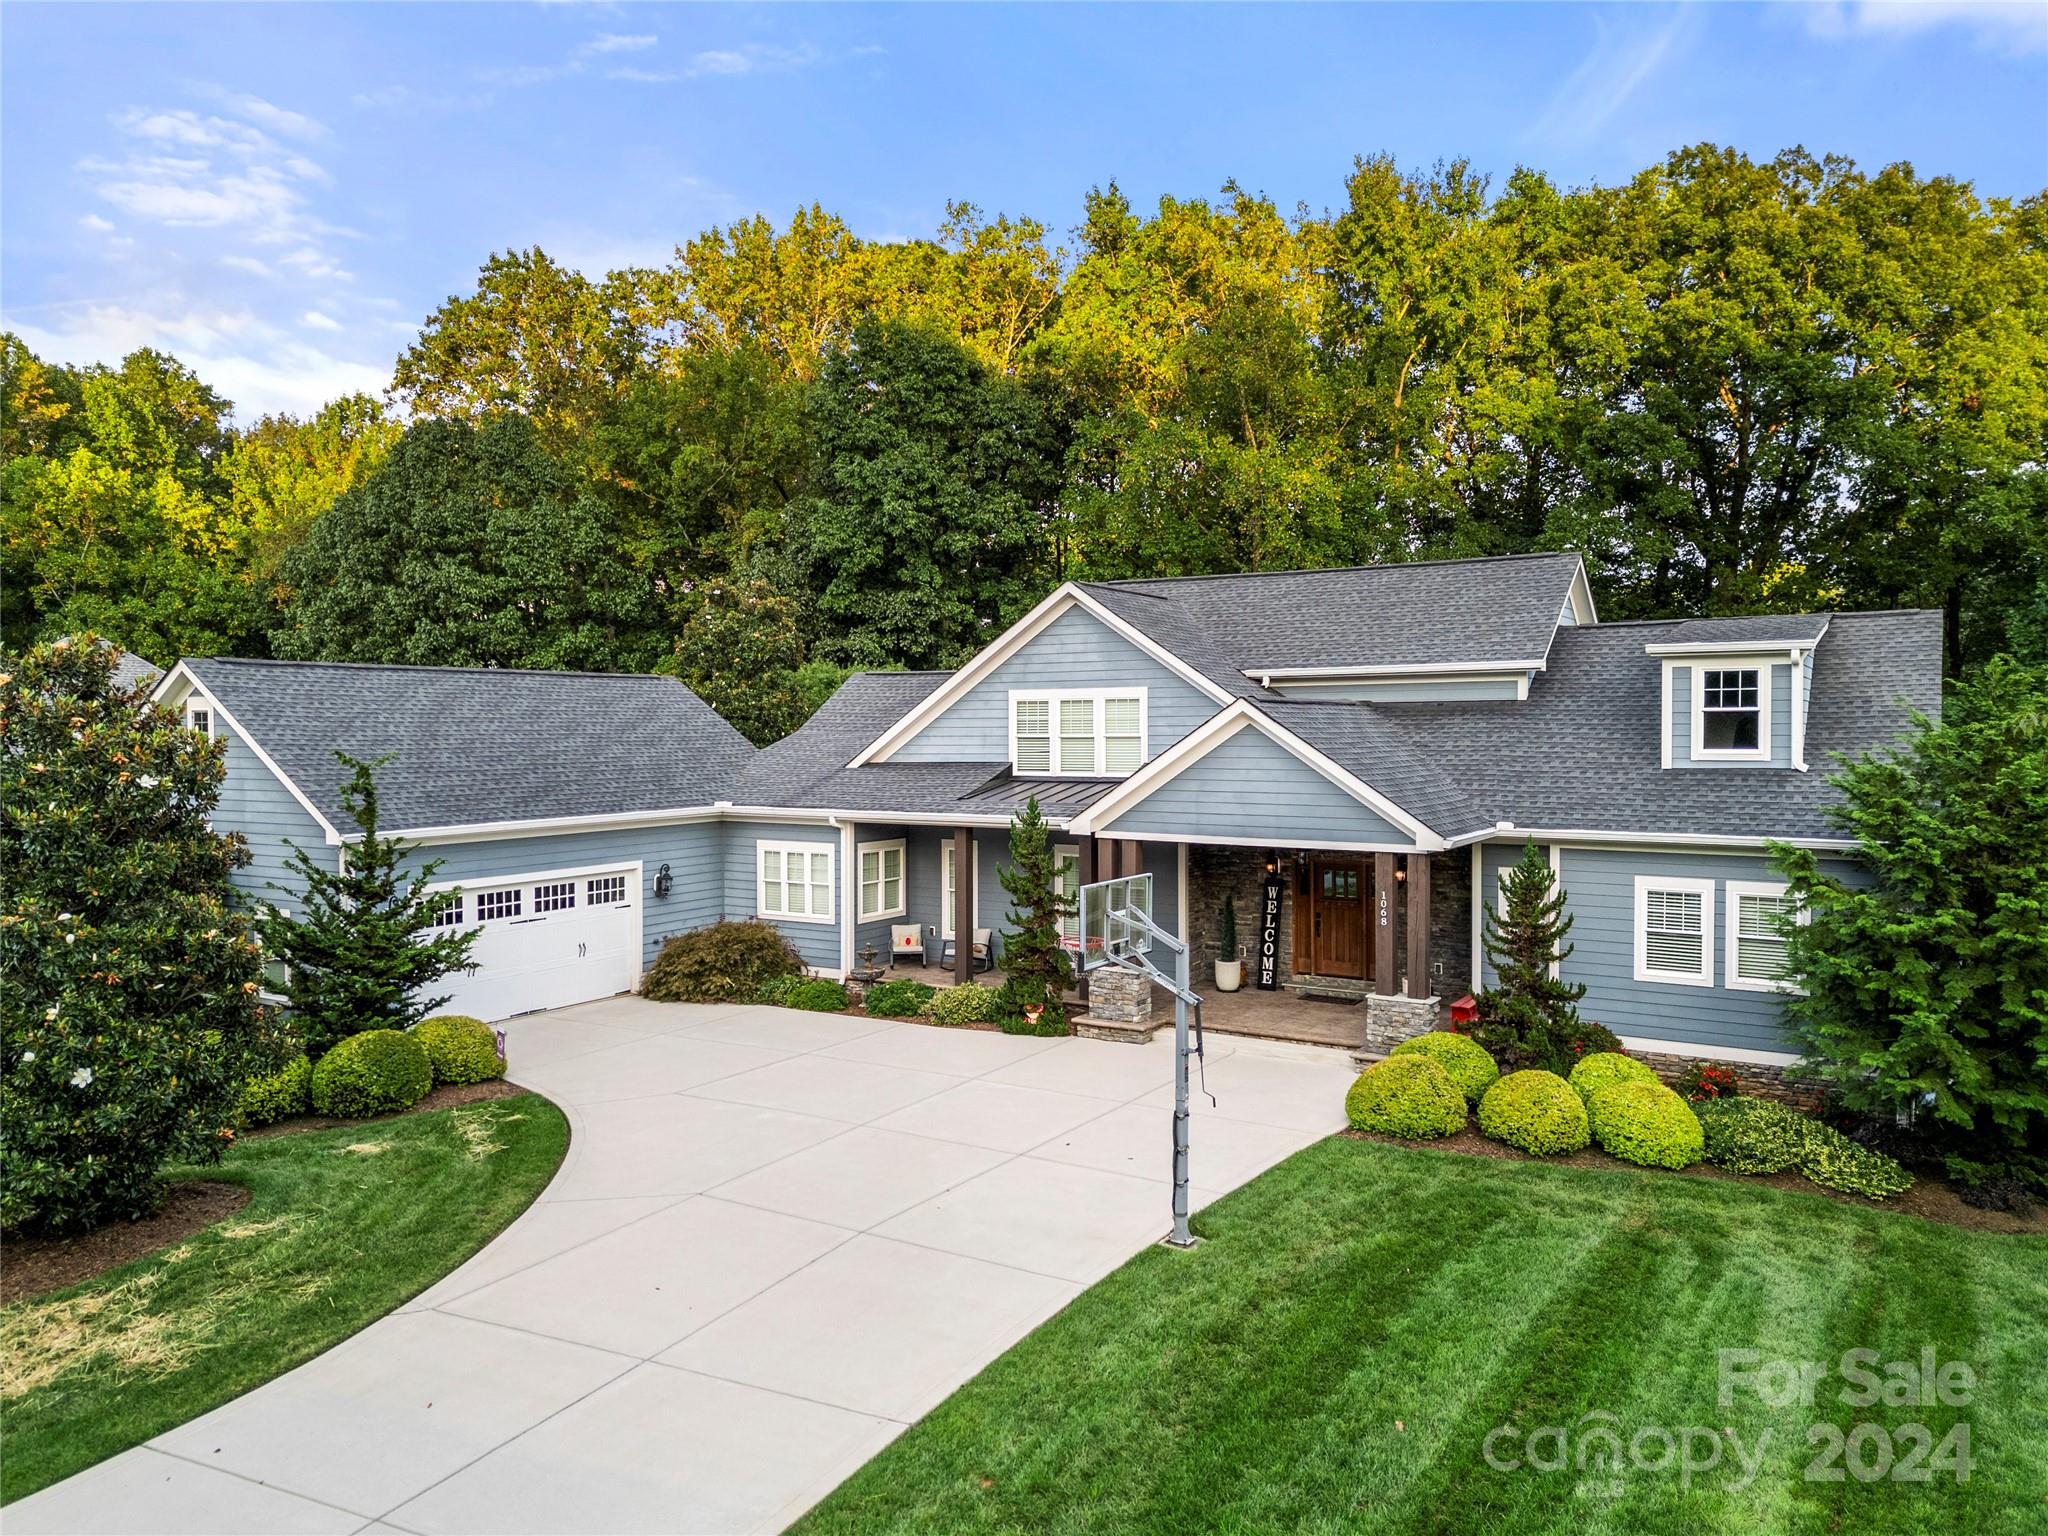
[1083, 551, 1584, 675]
[1258, 703, 1493, 838]
[1365, 610, 1941, 841]
[111, 649, 162, 689]
[187, 659, 754, 834]
[1650, 614, 1832, 648]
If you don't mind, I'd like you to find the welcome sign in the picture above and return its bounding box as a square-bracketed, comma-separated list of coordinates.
[1256, 873, 1285, 989]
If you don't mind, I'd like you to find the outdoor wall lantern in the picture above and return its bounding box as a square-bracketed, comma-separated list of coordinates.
[653, 863, 673, 898]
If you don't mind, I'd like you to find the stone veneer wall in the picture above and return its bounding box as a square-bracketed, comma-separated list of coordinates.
[1187, 844, 1473, 999]
[1630, 1050, 1823, 1110]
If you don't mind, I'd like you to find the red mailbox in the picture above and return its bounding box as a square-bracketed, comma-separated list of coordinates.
[1449, 993, 1479, 1027]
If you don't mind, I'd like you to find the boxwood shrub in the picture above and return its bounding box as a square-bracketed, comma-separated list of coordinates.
[922, 984, 1000, 1027]
[1345, 1055, 1468, 1139]
[411, 1015, 502, 1085]
[780, 978, 850, 1012]
[1568, 1051, 1659, 1104]
[1390, 1031, 1499, 1105]
[237, 1053, 313, 1128]
[1477, 1070, 1590, 1155]
[310, 1029, 432, 1118]
[644, 920, 803, 1003]
[862, 979, 936, 1018]
[1587, 1080, 1705, 1169]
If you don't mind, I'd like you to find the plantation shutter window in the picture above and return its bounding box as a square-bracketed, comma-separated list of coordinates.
[1058, 697, 1097, 774]
[1102, 697, 1144, 773]
[1727, 881, 1802, 991]
[759, 842, 833, 923]
[1013, 698, 1051, 774]
[1634, 876, 1715, 986]
[1055, 845, 1081, 944]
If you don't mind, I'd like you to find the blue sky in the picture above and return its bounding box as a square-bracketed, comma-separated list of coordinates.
[5, 1, 2044, 421]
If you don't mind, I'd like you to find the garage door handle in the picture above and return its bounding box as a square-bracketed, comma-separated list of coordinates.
[511, 917, 545, 925]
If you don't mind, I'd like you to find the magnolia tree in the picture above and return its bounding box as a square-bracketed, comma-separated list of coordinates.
[0, 637, 273, 1233]
[1774, 658, 2048, 1195]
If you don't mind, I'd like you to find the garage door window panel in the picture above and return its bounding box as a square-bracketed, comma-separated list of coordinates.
[477, 888, 522, 922]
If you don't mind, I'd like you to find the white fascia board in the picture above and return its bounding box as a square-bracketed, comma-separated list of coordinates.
[1643, 637, 1820, 658]
[852, 584, 1235, 767]
[151, 659, 201, 707]
[1473, 827, 1859, 853]
[1246, 657, 1547, 683]
[1071, 701, 1443, 849]
[1567, 560, 1599, 626]
[717, 803, 1048, 830]
[376, 806, 724, 846]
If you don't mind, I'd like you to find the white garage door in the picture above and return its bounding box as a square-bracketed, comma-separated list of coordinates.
[431, 866, 642, 1021]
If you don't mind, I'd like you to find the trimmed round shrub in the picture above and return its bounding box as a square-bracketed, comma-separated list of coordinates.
[310, 1029, 432, 1118]
[1345, 1056, 1468, 1140]
[1478, 1070, 1590, 1155]
[238, 1053, 313, 1128]
[780, 978, 850, 1012]
[412, 1015, 502, 1085]
[922, 984, 1000, 1027]
[1587, 1080, 1704, 1169]
[1568, 1051, 1659, 1105]
[1696, 1095, 1806, 1174]
[862, 979, 935, 1019]
[1391, 1031, 1499, 1106]
[643, 920, 803, 1003]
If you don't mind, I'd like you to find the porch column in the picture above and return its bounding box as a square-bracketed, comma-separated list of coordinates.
[1405, 852, 1431, 999]
[953, 826, 974, 984]
[1374, 852, 1397, 995]
[1075, 836, 1095, 1002]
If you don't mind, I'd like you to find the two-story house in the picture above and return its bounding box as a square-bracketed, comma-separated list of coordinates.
[155, 552, 1940, 1089]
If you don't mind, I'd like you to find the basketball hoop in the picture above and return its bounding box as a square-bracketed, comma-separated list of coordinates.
[1077, 872, 1212, 1249]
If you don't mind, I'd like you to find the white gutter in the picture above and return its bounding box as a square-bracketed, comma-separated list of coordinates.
[1243, 657, 1548, 682]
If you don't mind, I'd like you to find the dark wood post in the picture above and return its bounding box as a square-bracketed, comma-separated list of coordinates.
[953, 826, 974, 984]
[1405, 852, 1431, 998]
[1374, 852, 1397, 995]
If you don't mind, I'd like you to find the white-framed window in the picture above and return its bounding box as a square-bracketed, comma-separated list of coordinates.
[1008, 689, 1148, 777]
[858, 839, 906, 921]
[941, 840, 978, 939]
[1633, 876, 1716, 986]
[433, 894, 465, 928]
[1055, 843, 1081, 945]
[1690, 663, 1770, 761]
[759, 841, 833, 924]
[534, 881, 577, 913]
[185, 700, 213, 737]
[1726, 880, 1804, 993]
[587, 874, 628, 905]
[477, 887, 522, 922]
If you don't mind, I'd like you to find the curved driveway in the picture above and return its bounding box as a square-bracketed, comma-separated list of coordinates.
[12, 997, 1355, 1536]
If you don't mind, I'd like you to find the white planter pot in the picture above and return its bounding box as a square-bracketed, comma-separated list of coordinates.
[1214, 958, 1244, 993]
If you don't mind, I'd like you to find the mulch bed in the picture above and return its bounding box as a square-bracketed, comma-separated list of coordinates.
[3, 1079, 541, 1307]
[1343, 1127, 2048, 1235]
[3, 1182, 251, 1306]
[242, 1077, 529, 1139]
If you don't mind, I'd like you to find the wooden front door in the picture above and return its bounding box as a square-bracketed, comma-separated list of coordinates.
[1295, 855, 1369, 980]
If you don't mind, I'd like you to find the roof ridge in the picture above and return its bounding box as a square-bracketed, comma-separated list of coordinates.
[1087, 550, 1582, 590]
[195, 657, 680, 683]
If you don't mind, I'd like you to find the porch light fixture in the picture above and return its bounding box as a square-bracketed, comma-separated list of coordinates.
[1393, 864, 1407, 882]
[654, 863, 673, 898]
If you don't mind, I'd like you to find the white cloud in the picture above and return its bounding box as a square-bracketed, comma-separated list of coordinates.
[199, 88, 330, 141]
[1808, 1, 2048, 53]
[222, 254, 274, 277]
[689, 49, 754, 76]
[79, 213, 116, 233]
[609, 42, 826, 83]
[1530, 7, 1699, 146]
[301, 310, 342, 331]
[578, 32, 657, 55]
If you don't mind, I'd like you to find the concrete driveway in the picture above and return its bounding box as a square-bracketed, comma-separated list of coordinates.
[11, 997, 1357, 1536]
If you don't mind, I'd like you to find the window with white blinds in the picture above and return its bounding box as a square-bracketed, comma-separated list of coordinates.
[858, 839, 906, 921]
[1009, 689, 1148, 777]
[1634, 876, 1715, 986]
[759, 842, 834, 924]
[1727, 881, 1802, 991]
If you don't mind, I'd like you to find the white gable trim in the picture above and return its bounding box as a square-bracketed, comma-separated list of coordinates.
[1565, 561, 1599, 626]
[1246, 658, 1546, 683]
[850, 584, 1236, 767]
[1068, 700, 1443, 849]
[154, 661, 345, 845]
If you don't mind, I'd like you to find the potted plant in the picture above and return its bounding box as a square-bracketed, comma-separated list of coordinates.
[1214, 894, 1244, 992]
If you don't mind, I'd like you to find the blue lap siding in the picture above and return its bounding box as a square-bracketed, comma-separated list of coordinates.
[722, 819, 843, 971]
[1099, 725, 1413, 847]
[214, 721, 334, 914]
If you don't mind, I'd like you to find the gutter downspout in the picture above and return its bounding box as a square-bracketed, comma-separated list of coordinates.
[830, 816, 855, 978]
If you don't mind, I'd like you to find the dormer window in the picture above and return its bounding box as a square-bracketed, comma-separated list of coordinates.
[1699, 669, 1760, 751]
[1010, 689, 1147, 777]
[185, 701, 213, 737]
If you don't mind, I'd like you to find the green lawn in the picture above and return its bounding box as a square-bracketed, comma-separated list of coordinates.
[797, 1137, 2047, 1536]
[1, 1094, 568, 1503]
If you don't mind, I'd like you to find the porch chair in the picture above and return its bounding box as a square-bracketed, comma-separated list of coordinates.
[890, 924, 926, 968]
[939, 927, 995, 973]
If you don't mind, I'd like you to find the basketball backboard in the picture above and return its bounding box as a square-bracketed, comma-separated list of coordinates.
[1077, 872, 1153, 972]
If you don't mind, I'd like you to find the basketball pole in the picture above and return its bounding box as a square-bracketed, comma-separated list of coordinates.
[1168, 933, 1194, 1247]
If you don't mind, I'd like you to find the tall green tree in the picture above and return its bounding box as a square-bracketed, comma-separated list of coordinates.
[260, 754, 478, 1058]
[792, 318, 1060, 667]
[1, 635, 272, 1233]
[1474, 842, 1590, 1073]
[666, 579, 844, 746]
[272, 414, 659, 670]
[224, 393, 404, 600]
[995, 796, 1073, 1036]
[1773, 659, 2048, 1190]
